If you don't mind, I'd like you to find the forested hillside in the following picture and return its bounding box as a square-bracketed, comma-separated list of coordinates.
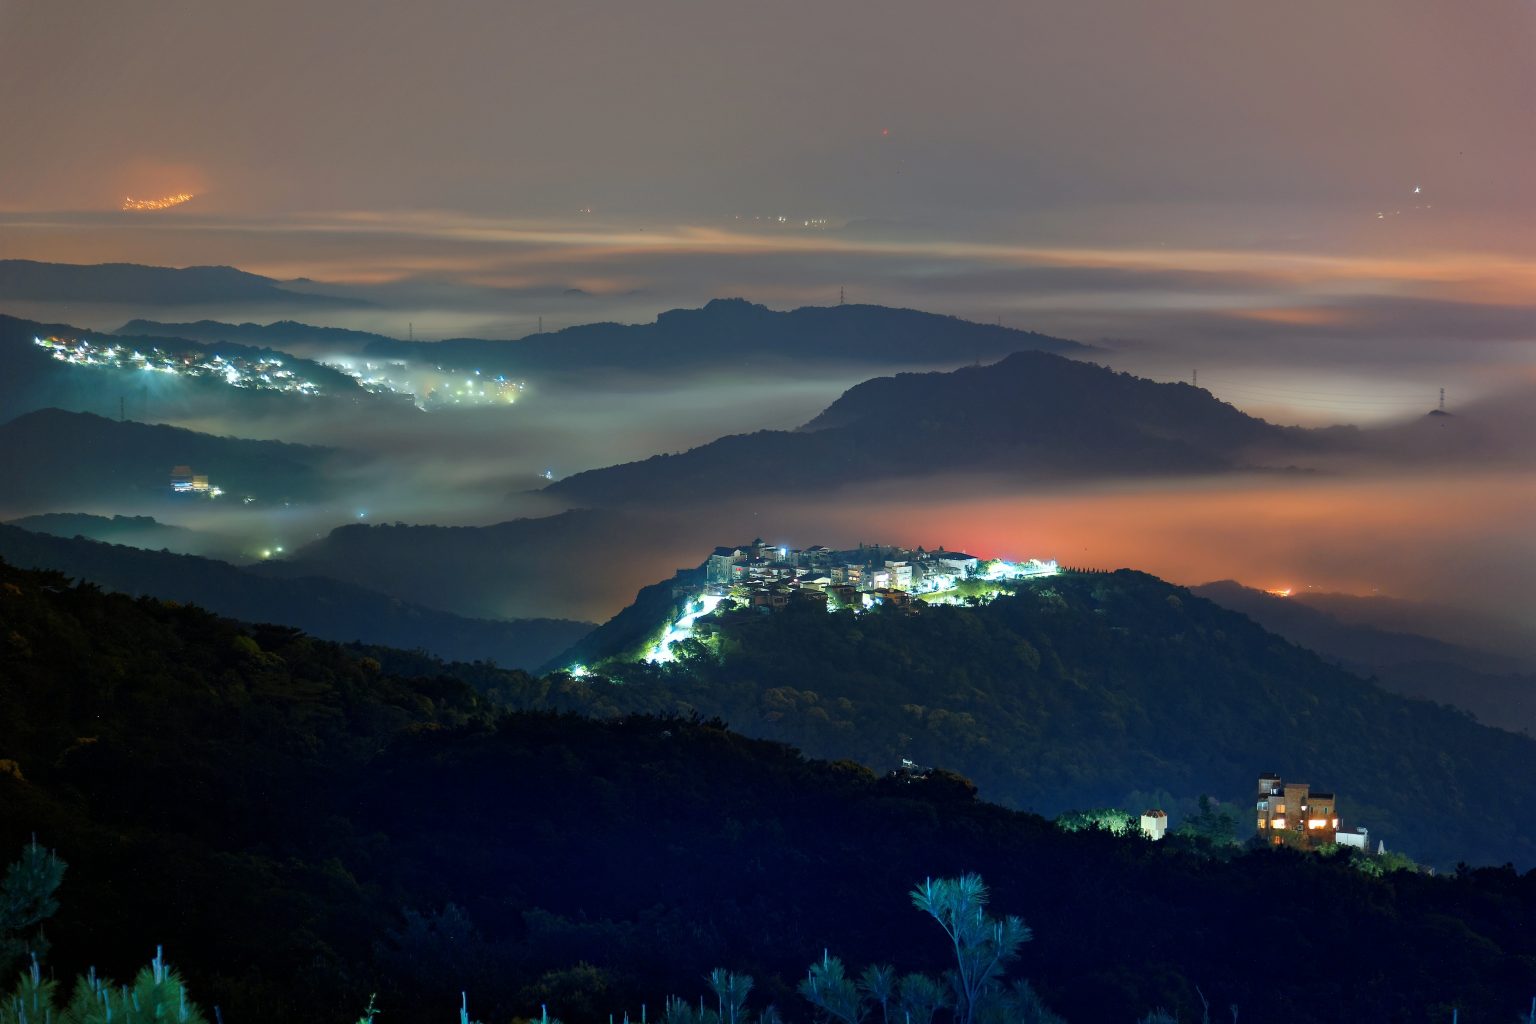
[530, 570, 1536, 869]
[3, 559, 1535, 1024]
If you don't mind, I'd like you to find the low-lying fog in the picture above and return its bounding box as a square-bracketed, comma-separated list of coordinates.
[23, 344, 1528, 664]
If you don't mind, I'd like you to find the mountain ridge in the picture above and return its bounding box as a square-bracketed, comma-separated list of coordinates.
[120, 297, 1090, 377]
[0, 524, 592, 670]
[0, 259, 358, 306]
[0, 407, 340, 512]
[543, 351, 1330, 506]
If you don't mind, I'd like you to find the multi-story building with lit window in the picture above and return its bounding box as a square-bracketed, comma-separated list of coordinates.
[1255, 773, 1339, 850]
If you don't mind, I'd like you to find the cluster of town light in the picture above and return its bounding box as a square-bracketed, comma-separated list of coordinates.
[35, 336, 322, 396]
[327, 359, 527, 411]
[636, 555, 1060, 666]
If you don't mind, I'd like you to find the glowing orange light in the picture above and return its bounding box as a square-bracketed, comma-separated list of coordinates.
[1265, 587, 1293, 598]
[122, 193, 194, 211]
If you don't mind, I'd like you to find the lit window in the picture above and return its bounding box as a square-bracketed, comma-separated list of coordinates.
[1307, 819, 1328, 829]
[1272, 817, 1286, 829]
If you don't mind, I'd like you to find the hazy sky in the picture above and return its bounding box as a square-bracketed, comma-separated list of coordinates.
[3, 0, 1535, 627]
[4, 0, 1533, 226]
[3, 1, 1533, 421]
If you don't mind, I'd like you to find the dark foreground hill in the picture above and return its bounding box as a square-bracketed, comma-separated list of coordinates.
[124, 298, 1087, 378]
[1194, 580, 1536, 736]
[1, 558, 1533, 1024]
[0, 524, 590, 670]
[0, 408, 339, 511]
[544, 352, 1328, 507]
[531, 570, 1536, 869]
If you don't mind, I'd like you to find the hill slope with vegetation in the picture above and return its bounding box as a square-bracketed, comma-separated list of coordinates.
[2, 558, 1534, 1023]
[1193, 579, 1536, 736]
[0, 408, 340, 512]
[0, 524, 591, 669]
[530, 570, 1536, 869]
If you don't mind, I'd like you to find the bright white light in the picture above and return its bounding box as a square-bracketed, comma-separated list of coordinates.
[645, 594, 724, 663]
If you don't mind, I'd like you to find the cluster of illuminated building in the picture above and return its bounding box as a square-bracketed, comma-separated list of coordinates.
[34, 336, 323, 396]
[637, 539, 1060, 664]
[37, 336, 532, 413]
[329, 359, 526, 410]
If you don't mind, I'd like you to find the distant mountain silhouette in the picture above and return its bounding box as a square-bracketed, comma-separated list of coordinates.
[545, 350, 1317, 506]
[261, 507, 639, 623]
[4, 512, 194, 547]
[0, 524, 591, 670]
[1194, 580, 1536, 735]
[124, 298, 1088, 376]
[0, 408, 340, 512]
[117, 317, 387, 350]
[0, 259, 358, 306]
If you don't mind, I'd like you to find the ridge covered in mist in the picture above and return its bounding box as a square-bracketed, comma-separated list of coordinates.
[0, 408, 342, 512]
[123, 297, 1088, 377]
[1193, 580, 1536, 736]
[544, 351, 1329, 506]
[0, 524, 591, 670]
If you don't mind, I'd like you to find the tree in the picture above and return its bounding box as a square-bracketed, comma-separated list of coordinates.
[708, 968, 753, 1024]
[896, 973, 949, 1024]
[908, 875, 1032, 1024]
[2, 946, 209, 1024]
[800, 952, 867, 1024]
[1175, 796, 1237, 847]
[0, 839, 64, 975]
[857, 965, 897, 1024]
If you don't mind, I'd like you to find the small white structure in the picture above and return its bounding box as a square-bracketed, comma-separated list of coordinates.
[1336, 827, 1370, 851]
[1140, 809, 1168, 841]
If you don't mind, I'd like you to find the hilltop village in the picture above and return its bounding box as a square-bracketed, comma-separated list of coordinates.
[705, 537, 1059, 612]
[631, 544, 1391, 863]
[630, 538, 1061, 671]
